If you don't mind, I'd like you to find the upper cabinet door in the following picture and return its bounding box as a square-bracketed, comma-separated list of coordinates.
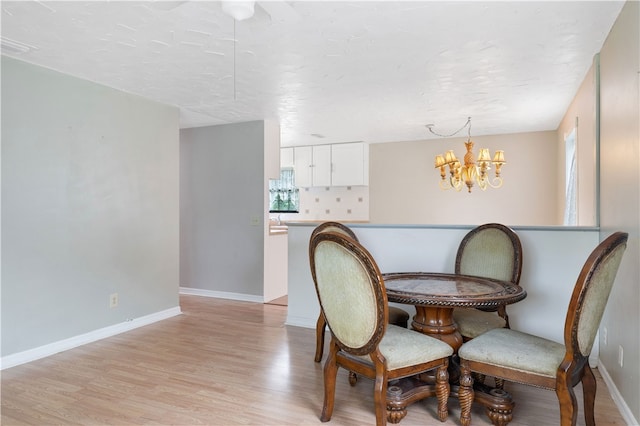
[311, 145, 331, 187]
[293, 146, 313, 187]
[292, 143, 368, 187]
[331, 142, 369, 186]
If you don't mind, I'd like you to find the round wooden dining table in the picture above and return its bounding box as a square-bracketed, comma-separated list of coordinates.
[383, 272, 526, 352]
[382, 272, 527, 422]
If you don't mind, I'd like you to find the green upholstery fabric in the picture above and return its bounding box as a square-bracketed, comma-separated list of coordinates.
[315, 223, 410, 329]
[458, 228, 516, 281]
[453, 309, 507, 338]
[453, 225, 521, 342]
[577, 243, 626, 356]
[458, 328, 566, 378]
[354, 324, 454, 371]
[314, 240, 378, 349]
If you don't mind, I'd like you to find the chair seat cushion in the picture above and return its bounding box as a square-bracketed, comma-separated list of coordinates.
[452, 308, 507, 338]
[354, 325, 453, 371]
[458, 328, 566, 378]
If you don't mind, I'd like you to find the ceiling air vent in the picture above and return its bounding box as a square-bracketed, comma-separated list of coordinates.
[0, 37, 37, 54]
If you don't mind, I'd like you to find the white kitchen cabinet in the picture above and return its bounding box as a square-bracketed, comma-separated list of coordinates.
[280, 147, 294, 168]
[331, 142, 369, 186]
[293, 146, 312, 187]
[293, 145, 331, 187]
[311, 145, 331, 187]
[291, 142, 368, 187]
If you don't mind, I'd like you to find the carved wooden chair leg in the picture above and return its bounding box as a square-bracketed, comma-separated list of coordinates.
[436, 360, 450, 422]
[458, 361, 474, 426]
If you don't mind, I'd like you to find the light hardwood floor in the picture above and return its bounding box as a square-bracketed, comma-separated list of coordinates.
[1, 295, 626, 425]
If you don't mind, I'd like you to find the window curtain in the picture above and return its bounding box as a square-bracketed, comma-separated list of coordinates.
[269, 168, 299, 212]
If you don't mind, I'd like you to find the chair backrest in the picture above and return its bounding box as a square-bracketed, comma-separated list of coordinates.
[455, 223, 523, 284]
[309, 231, 387, 356]
[565, 231, 628, 358]
[311, 221, 358, 242]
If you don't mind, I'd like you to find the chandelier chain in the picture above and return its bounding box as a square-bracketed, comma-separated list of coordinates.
[426, 116, 472, 139]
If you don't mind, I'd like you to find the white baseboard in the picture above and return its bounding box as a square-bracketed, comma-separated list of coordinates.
[598, 361, 639, 425]
[179, 286, 264, 303]
[1, 306, 182, 370]
[285, 315, 316, 329]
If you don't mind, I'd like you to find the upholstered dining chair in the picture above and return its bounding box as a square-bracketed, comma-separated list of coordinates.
[457, 231, 628, 426]
[309, 231, 454, 426]
[311, 222, 410, 363]
[452, 223, 523, 341]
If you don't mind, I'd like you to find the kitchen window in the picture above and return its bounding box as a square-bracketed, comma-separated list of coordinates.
[269, 168, 299, 213]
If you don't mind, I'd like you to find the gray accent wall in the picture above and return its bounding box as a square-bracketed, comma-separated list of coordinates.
[598, 0, 640, 422]
[180, 122, 266, 297]
[1, 57, 180, 357]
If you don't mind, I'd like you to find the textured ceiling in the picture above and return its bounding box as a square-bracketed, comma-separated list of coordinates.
[0, 1, 625, 146]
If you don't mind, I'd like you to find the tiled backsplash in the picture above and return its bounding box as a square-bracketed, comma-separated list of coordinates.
[275, 186, 369, 222]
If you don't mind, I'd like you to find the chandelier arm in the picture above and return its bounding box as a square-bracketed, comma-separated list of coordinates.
[486, 176, 503, 189]
[439, 179, 452, 190]
[477, 174, 503, 189]
[450, 175, 463, 191]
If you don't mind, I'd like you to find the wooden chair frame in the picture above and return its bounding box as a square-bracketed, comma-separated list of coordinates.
[457, 231, 628, 426]
[309, 231, 452, 425]
[311, 222, 409, 363]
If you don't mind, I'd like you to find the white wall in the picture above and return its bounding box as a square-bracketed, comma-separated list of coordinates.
[1, 57, 180, 360]
[598, 1, 640, 422]
[263, 121, 288, 302]
[368, 131, 559, 226]
[180, 121, 267, 299]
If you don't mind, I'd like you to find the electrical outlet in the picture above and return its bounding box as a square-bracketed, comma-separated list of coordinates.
[618, 345, 624, 367]
[603, 327, 608, 345]
[109, 293, 119, 308]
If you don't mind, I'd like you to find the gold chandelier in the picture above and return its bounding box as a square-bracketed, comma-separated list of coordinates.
[429, 117, 505, 193]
